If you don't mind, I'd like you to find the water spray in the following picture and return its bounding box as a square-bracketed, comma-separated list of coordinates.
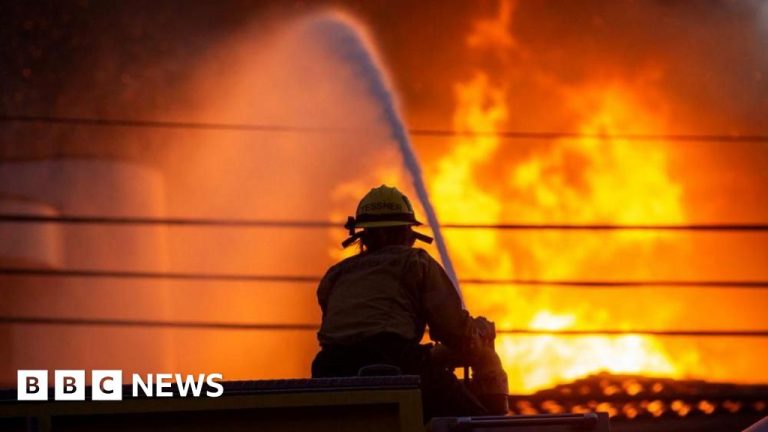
[305, 15, 462, 300]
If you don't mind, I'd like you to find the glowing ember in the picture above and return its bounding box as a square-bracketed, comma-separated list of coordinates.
[698, 400, 716, 415]
[671, 399, 692, 417]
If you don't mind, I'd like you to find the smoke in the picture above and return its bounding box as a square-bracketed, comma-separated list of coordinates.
[2, 0, 767, 389]
[0, 7, 440, 383]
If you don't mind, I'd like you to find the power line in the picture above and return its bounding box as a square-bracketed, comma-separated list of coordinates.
[443, 223, 768, 231]
[0, 214, 336, 228]
[3, 213, 768, 232]
[2, 267, 768, 289]
[495, 329, 768, 337]
[0, 213, 336, 228]
[3, 114, 768, 143]
[2, 316, 766, 337]
[412, 128, 768, 143]
[459, 278, 768, 288]
[0, 114, 345, 135]
[0, 268, 320, 283]
[0, 316, 316, 331]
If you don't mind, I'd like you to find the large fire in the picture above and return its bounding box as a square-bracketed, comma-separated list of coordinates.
[428, 73, 687, 393]
[316, 1, 719, 395]
[4, 0, 767, 397]
[425, 0, 690, 394]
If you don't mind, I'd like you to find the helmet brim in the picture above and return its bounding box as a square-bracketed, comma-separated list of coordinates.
[356, 220, 423, 229]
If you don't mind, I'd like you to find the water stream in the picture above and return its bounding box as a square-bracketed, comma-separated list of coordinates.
[306, 15, 462, 299]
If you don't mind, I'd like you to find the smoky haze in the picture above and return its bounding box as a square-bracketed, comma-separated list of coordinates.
[0, 3, 434, 385]
[1, 0, 767, 391]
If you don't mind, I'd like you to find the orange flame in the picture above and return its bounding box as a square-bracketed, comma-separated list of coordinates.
[427, 0, 691, 394]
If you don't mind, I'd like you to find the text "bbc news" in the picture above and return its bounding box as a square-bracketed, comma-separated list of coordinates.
[17, 370, 224, 401]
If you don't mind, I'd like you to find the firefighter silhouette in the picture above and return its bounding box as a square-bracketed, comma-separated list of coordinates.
[312, 185, 509, 418]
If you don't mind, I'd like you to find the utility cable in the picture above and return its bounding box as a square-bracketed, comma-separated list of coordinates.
[2, 267, 768, 289]
[2, 316, 766, 337]
[3, 114, 767, 143]
[2, 213, 767, 232]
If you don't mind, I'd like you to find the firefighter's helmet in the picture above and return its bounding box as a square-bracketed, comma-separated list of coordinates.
[342, 185, 433, 248]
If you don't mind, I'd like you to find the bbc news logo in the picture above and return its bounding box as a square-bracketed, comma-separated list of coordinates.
[17, 370, 224, 401]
